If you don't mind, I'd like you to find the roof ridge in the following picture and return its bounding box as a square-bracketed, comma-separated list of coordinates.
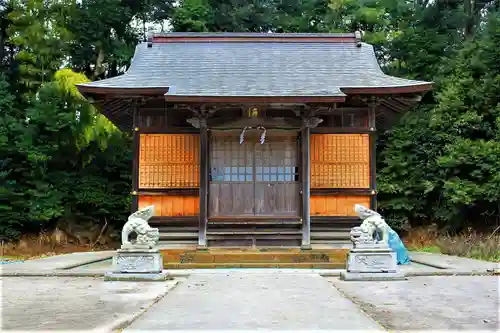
[148, 32, 359, 45]
[151, 32, 357, 37]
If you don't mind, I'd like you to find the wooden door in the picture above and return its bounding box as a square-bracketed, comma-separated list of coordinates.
[254, 134, 299, 216]
[209, 131, 299, 218]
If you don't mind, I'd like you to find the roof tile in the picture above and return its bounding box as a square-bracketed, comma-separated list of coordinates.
[78, 35, 431, 96]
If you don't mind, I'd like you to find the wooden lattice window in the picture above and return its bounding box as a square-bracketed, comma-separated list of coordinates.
[310, 134, 370, 188]
[139, 134, 200, 188]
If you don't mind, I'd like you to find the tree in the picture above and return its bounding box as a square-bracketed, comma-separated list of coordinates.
[172, 0, 212, 32]
[8, 0, 71, 94]
[0, 74, 29, 239]
[378, 12, 500, 231]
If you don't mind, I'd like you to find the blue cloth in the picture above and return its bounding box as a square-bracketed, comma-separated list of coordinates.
[374, 228, 411, 265]
[387, 228, 411, 265]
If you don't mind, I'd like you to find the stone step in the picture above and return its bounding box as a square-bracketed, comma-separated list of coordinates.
[160, 248, 349, 265]
[163, 262, 345, 269]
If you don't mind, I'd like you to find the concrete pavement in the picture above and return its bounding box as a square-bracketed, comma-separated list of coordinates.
[123, 272, 386, 331]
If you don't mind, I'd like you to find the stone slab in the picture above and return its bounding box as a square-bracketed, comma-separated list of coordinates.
[104, 272, 171, 281]
[111, 251, 163, 273]
[340, 270, 407, 281]
[0, 276, 178, 331]
[0, 251, 114, 272]
[123, 272, 386, 331]
[346, 249, 398, 273]
[329, 275, 500, 331]
[410, 251, 499, 271]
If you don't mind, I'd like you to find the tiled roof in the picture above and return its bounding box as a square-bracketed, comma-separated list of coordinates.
[77, 33, 431, 97]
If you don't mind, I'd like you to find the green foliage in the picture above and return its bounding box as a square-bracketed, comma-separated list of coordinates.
[0, 68, 131, 240]
[0, 74, 28, 239]
[378, 13, 500, 231]
[172, 0, 212, 32]
[8, 0, 71, 93]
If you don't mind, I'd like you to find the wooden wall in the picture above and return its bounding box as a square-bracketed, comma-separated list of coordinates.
[310, 134, 371, 216]
[137, 133, 200, 216]
[310, 134, 370, 188]
[138, 195, 199, 216]
[310, 195, 370, 216]
[139, 134, 200, 188]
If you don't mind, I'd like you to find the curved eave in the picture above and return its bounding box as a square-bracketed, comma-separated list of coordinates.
[341, 83, 433, 95]
[76, 85, 169, 96]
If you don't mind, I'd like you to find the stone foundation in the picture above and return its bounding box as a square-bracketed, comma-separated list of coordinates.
[341, 246, 407, 281]
[105, 249, 169, 281]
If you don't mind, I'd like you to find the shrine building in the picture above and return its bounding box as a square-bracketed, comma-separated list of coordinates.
[77, 32, 431, 253]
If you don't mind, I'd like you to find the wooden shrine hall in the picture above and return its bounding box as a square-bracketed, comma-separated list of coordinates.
[77, 32, 431, 253]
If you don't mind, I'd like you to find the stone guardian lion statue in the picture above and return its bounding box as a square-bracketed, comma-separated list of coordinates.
[353, 204, 390, 245]
[121, 205, 159, 249]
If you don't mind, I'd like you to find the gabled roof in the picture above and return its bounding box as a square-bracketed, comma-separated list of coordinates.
[77, 32, 431, 101]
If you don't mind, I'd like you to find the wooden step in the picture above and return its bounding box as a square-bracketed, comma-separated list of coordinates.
[207, 234, 301, 240]
[157, 240, 198, 246]
[208, 220, 301, 225]
[311, 227, 352, 232]
[310, 231, 350, 240]
[209, 216, 301, 222]
[158, 227, 199, 232]
[207, 230, 301, 235]
[159, 232, 199, 239]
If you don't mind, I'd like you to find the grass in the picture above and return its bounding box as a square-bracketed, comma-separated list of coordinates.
[1, 229, 115, 261]
[404, 226, 500, 262]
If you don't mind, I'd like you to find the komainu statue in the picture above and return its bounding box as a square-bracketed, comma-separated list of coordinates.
[353, 204, 390, 245]
[121, 205, 159, 249]
[353, 204, 411, 265]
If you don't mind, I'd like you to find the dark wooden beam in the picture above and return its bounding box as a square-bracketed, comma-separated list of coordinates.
[368, 99, 377, 210]
[198, 110, 209, 248]
[300, 109, 317, 250]
[315, 106, 369, 115]
[131, 103, 140, 213]
[138, 127, 199, 134]
[311, 127, 371, 134]
[310, 188, 372, 195]
[136, 188, 199, 196]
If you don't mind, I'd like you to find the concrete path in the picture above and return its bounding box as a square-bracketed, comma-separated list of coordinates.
[329, 275, 500, 332]
[124, 272, 386, 331]
[1, 250, 114, 273]
[409, 251, 499, 271]
[1, 276, 178, 332]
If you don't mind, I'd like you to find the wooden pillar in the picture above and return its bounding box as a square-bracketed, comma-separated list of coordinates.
[368, 99, 377, 210]
[301, 125, 311, 249]
[131, 103, 140, 213]
[198, 118, 208, 248]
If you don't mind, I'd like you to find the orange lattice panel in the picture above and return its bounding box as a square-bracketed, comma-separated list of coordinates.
[310, 195, 371, 216]
[310, 134, 370, 188]
[139, 134, 200, 188]
[138, 195, 200, 216]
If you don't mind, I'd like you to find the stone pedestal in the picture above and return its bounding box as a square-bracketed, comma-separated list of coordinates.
[105, 249, 170, 281]
[340, 246, 406, 281]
